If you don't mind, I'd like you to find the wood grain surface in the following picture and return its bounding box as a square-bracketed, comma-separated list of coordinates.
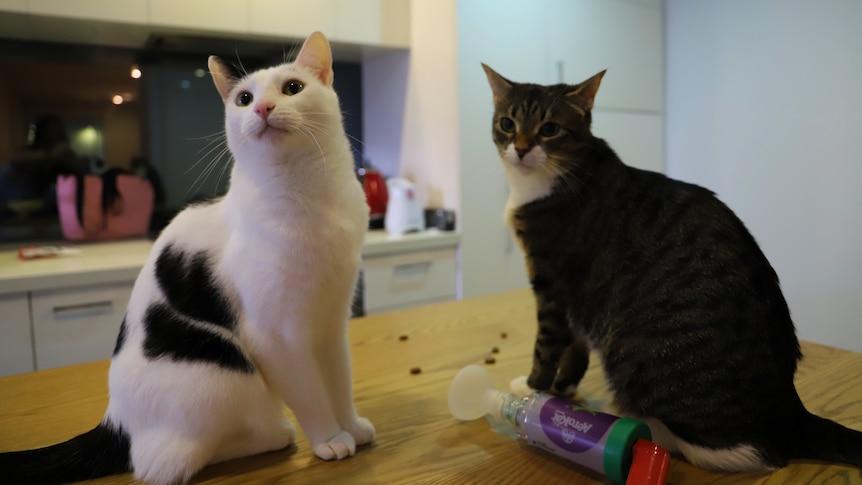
[1, 289, 860, 484]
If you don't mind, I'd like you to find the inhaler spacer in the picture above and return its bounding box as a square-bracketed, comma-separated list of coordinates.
[448, 365, 669, 485]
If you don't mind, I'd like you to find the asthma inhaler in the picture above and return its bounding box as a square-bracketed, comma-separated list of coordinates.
[448, 365, 669, 485]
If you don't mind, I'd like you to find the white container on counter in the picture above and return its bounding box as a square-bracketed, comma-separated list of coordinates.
[384, 178, 424, 235]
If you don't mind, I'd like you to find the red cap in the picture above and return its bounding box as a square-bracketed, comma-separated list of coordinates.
[625, 439, 669, 485]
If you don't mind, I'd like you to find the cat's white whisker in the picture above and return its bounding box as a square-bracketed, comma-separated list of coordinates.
[296, 126, 328, 171]
[186, 146, 230, 197]
[233, 49, 248, 77]
[214, 155, 233, 195]
[186, 130, 227, 143]
[185, 138, 228, 175]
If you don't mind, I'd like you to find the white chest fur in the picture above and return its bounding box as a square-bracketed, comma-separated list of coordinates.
[501, 143, 558, 226]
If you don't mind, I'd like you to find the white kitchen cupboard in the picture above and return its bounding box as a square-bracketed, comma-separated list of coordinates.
[0, 292, 34, 377]
[363, 248, 457, 315]
[544, 0, 664, 176]
[0, 232, 459, 376]
[0, 284, 131, 377]
[544, 0, 663, 112]
[28, 0, 148, 24]
[30, 283, 132, 372]
[1, 260, 459, 377]
[0, 0, 409, 49]
[150, 0, 249, 34]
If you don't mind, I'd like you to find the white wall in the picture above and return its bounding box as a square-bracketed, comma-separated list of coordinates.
[666, 0, 862, 352]
[395, 0, 460, 211]
[457, 0, 549, 299]
[362, 0, 459, 213]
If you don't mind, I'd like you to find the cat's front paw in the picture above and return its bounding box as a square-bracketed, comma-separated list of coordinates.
[551, 381, 579, 398]
[527, 368, 554, 391]
[347, 416, 375, 446]
[509, 375, 533, 398]
[313, 430, 356, 461]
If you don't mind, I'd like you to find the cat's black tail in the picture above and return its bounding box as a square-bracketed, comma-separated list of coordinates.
[789, 411, 862, 467]
[0, 420, 132, 484]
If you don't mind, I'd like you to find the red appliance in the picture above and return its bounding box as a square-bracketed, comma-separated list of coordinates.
[362, 167, 388, 229]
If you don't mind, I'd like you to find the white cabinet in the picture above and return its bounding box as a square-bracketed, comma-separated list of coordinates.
[250, 0, 336, 39]
[0, 0, 26, 12]
[0, 283, 132, 376]
[0, 233, 459, 375]
[543, 0, 665, 173]
[28, 0, 148, 24]
[333, 0, 410, 47]
[363, 248, 457, 315]
[0, 293, 34, 377]
[545, 0, 664, 112]
[0, 0, 410, 49]
[150, 0, 249, 33]
[31, 283, 132, 371]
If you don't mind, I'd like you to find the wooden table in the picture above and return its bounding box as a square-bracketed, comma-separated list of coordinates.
[1, 289, 860, 484]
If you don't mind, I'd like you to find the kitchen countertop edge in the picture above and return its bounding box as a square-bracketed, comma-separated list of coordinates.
[0, 230, 460, 295]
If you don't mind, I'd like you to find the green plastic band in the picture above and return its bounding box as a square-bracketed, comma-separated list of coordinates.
[602, 417, 652, 485]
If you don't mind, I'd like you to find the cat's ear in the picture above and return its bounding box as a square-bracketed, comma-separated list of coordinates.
[208, 56, 242, 101]
[294, 31, 334, 86]
[566, 70, 606, 110]
[482, 64, 513, 101]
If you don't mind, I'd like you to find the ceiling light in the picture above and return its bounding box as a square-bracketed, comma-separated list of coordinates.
[112, 95, 124, 105]
[130, 66, 142, 79]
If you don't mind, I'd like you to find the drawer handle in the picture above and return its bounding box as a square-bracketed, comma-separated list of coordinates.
[52, 301, 114, 318]
[393, 262, 431, 277]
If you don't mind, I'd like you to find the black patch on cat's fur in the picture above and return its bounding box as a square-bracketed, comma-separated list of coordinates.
[0, 420, 131, 484]
[490, 74, 862, 469]
[113, 317, 127, 356]
[187, 194, 225, 207]
[155, 244, 235, 330]
[143, 303, 253, 373]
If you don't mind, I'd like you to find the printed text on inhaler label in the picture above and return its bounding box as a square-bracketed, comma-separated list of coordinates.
[551, 410, 594, 444]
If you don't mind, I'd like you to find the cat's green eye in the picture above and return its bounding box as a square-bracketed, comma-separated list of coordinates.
[499, 117, 516, 133]
[236, 91, 253, 107]
[539, 122, 561, 137]
[283, 80, 304, 96]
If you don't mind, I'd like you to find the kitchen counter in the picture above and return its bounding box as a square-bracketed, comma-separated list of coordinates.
[0, 229, 460, 295]
[1, 289, 860, 484]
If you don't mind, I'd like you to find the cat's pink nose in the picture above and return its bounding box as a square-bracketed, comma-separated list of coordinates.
[254, 102, 275, 119]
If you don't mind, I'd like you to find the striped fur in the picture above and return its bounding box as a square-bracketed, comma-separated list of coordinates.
[482, 64, 862, 472]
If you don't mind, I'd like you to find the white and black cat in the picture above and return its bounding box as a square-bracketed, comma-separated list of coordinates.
[483, 64, 862, 473]
[0, 31, 374, 485]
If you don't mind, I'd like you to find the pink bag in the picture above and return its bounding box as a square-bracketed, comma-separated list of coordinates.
[56, 172, 154, 241]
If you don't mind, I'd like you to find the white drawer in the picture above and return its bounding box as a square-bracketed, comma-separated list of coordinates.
[0, 292, 35, 376]
[363, 248, 456, 315]
[31, 283, 133, 370]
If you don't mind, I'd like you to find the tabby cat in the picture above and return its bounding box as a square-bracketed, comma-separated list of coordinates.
[0, 31, 374, 485]
[482, 63, 862, 471]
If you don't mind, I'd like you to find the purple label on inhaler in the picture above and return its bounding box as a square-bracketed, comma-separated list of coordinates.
[538, 396, 617, 453]
[521, 395, 626, 476]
